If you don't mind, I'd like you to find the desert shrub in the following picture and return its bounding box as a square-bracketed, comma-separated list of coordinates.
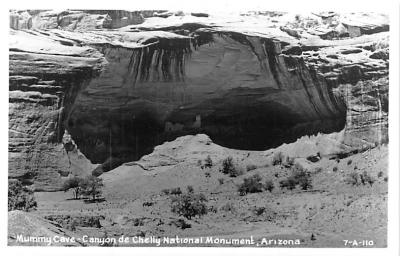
[345, 172, 361, 186]
[205, 172, 211, 178]
[171, 192, 208, 219]
[246, 164, 257, 172]
[170, 187, 182, 195]
[384, 177, 388, 182]
[66, 219, 78, 231]
[208, 205, 218, 213]
[169, 219, 191, 229]
[218, 178, 224, 185]
[333, 166, 338, 172]
[253, 206, 266, 216]
[299, 176, 313, 190]
[63, 176, 84, 199]
[221, 157, 234, 173]
[132, 218, 144, 226]
[279, 176, 297, 190]
[264, 180, 274, 192]
[360, 171, 375, 186]
[280, 164, 312, 190]
[142, 201, 154, 207]
[238, 174, 263, 195]
[230, 166, 244, 177]
[8, 180, 37, 212]
[346, 171, 375, 186]
[197, 160, 202, 166]
[221, 157, 243, 177]
[79, 175, 104, 201]
[221, 157, 234, 174]
[377, 171, 384, 178]
[162, 188, 170, 195]
[347, 159, 353, 165]
[204, 155, 213, 168]
[186, 185, 194, 193]
[272, 152, 284, 166]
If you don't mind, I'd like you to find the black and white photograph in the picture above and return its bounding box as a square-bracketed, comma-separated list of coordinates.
[3, 0, 400, 255]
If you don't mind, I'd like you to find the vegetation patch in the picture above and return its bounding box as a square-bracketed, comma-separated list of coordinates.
[8, 180, 37, 212]
[171, 192, 208, 219]
[238, 174, 263, 195]
[63, 175, 104, 202]
[279, 163, 312, 190]
[272, 151, 284, 166]
[221, 156, 244, 177]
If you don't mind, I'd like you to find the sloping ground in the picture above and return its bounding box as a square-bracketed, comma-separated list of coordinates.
[8, 210, 82, 246]
[32, 134, 387, 247]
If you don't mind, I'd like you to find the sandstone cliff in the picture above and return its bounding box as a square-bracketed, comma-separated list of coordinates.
[9, 11, 389, 190]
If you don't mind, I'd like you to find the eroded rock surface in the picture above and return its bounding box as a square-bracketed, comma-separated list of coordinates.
[9, 11, 388, 190]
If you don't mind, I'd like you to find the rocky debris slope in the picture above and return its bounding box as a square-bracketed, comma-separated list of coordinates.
[9, 11, 388, 190]
[8, 210, 82, 246]
[92, 134, 387, 247]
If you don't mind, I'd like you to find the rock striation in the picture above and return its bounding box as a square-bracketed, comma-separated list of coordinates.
[9, 11, 389, 190]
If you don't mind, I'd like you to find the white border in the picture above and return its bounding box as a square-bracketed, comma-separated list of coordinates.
[1, 1, 399, 256]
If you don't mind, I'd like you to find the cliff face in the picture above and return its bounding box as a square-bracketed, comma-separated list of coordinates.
[9, 10, 152, 31]
[9, 11, 389, 190]
[9, 29, 105, 190]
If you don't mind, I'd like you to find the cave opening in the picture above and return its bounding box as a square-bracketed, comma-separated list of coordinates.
[67, 93, 347, 175]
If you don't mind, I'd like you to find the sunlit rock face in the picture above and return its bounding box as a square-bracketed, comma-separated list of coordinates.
[9, 9, 160, 31]
[9, 11, 389, 189]
[8, 30, 105, 190]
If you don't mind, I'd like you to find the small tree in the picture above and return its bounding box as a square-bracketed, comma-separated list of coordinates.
[221, 157, 235, 174]
[171, 192, 208, 219]
[63, 176, 83, 199]
[79, 176, 104, 201]
[8, 180, 37, 212]
[221, 157, 243, 177]
[238, 174, 263, 195]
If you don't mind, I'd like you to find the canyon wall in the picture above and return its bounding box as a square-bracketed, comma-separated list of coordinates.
[9, 11, 389, 190]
